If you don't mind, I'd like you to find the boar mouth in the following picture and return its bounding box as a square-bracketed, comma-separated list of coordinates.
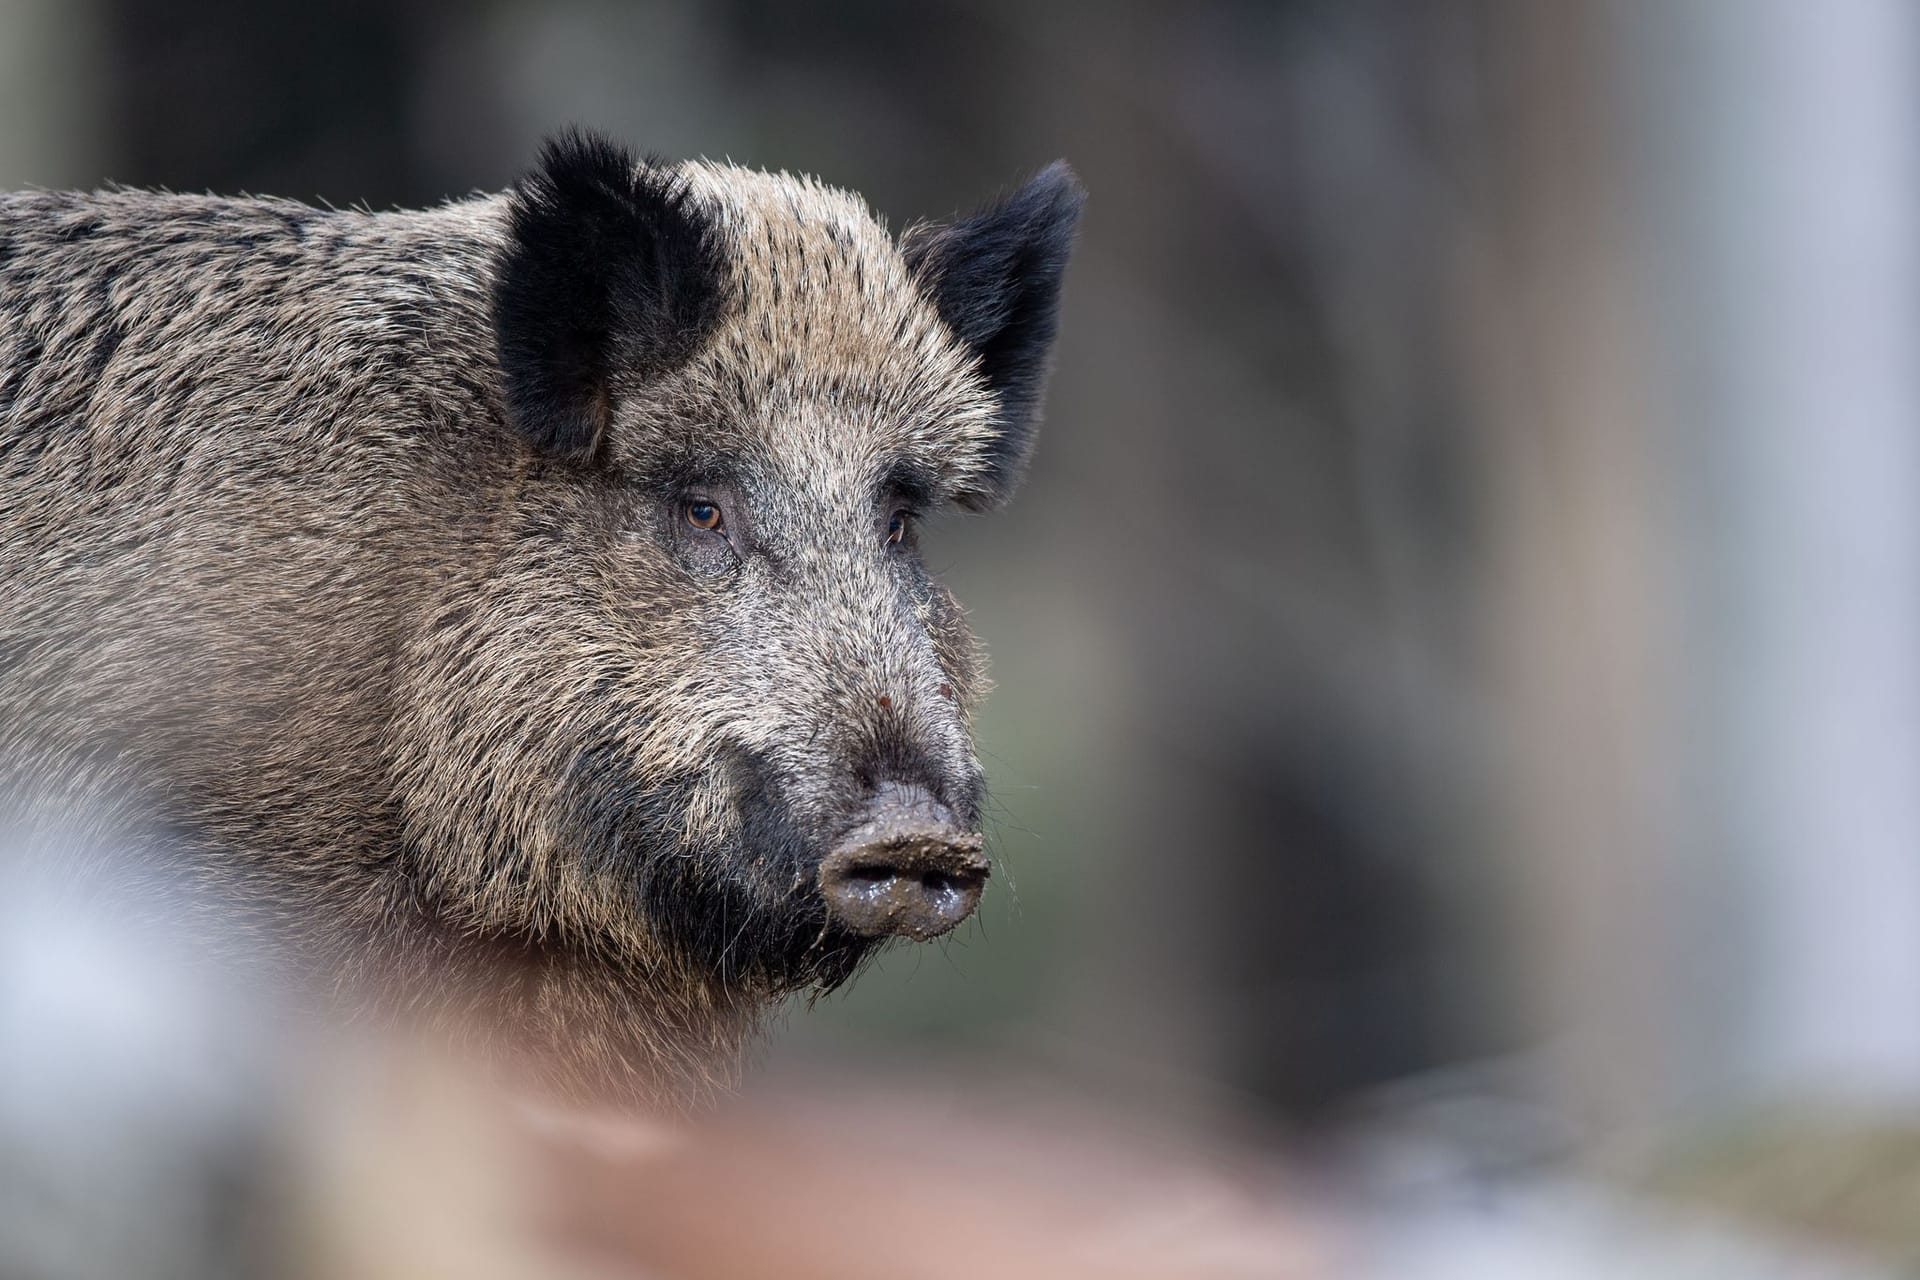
[816, 784, 989, 941]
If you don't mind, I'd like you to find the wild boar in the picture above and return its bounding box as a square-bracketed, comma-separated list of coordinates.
[0, 130, 1082, 1099]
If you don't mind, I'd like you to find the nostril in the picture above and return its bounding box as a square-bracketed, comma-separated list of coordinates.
[817, 790, 989, 941]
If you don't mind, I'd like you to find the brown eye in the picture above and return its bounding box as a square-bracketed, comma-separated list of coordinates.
[885, 510, 910, 545]
[686, 500, 723, 532]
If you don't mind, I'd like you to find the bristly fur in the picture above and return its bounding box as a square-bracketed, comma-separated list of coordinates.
[901, 162, 1086, 508]
[0, 130, 1082, 1105]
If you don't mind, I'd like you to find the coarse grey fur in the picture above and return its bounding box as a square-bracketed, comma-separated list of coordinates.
[0, 134, 1083, 1102]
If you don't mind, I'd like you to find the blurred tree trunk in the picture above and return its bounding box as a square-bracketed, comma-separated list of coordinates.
[1473, 0, 1920, 1145]
[1623, 0, 1920, 1106]
[1465, 0, 1680, 1144]
[0, 0, 107, 189]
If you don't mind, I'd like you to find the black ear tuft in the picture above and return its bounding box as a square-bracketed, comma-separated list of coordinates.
[902, 162, 1085, 508]
[493, 129, 730, 460]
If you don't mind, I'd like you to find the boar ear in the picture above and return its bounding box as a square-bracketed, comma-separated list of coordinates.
[493, 130, 729, 460]
[902, 162, 1085, 508]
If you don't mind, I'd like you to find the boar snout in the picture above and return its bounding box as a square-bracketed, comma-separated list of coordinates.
[818, 783, 987, 941]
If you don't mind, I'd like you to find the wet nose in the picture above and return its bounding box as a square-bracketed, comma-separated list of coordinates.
[818, 783, 988, 941]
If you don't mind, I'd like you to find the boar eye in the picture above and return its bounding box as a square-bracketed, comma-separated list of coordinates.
[685, 500, 724, 532]
[885, 510, 911, 546]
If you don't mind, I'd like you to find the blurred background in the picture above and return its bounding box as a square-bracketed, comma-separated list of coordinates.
[5, 0, 1920, 1273]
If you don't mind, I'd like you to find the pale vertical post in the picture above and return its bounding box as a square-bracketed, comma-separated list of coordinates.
[0, 0, 107, 189]
[1624, 0, 1920, 1102]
